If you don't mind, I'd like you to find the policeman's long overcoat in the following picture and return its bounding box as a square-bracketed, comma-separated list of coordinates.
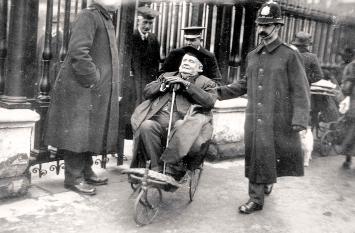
[44, 4, 120, 154]
[131, 30, 160, 106]
[218, 38, 310, 184]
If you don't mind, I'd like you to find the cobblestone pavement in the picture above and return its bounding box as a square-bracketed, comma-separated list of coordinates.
[1, 146, 355, 233]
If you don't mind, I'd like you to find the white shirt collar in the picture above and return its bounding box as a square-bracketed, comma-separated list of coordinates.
[138, 27, 148, 40]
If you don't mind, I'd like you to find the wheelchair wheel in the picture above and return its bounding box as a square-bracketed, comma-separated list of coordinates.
[134, 186, 162, 226]
[189, 167, 203, 201]
[320, 130, 337, 156]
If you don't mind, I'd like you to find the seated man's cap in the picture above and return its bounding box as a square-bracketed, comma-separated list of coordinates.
[255, 0, 284, 25]
[182, 46, 205, 64]
[181, 26, 206, 39]
[291, 31, 312, 46]
[137, 6, 160, 19]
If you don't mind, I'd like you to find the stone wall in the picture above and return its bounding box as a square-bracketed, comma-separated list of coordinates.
[0, 108, 39, 198]
[207, 97, 247, 161]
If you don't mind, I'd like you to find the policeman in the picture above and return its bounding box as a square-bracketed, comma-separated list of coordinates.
[159, 26, 223, 84]
[217, 1, 310, 214]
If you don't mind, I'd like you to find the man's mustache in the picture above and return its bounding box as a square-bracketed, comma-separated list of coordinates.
[258, 31, 268, 37]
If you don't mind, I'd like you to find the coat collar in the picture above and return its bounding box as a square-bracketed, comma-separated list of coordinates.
[296, 46, 309, 53]
[256, 37, 283, 54]
[90, 3, 111, 20]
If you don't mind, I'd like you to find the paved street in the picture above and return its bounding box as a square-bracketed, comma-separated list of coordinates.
[1, 147, 355, 233]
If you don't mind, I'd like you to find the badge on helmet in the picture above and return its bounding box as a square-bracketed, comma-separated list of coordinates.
[255, 0, 284, 25]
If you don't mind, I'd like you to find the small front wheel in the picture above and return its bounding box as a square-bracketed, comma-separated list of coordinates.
[134, 187, 162, 226]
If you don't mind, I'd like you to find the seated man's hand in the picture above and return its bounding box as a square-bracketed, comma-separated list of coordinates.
[165, 76, 190, 91]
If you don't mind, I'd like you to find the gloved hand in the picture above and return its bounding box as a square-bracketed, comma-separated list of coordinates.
[339, 96, 350, 114]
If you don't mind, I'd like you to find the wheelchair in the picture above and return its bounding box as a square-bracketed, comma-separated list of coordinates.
[122, 145, 208, 226]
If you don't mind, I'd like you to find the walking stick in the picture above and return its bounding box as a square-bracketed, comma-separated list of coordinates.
[163, 85, 177, 175]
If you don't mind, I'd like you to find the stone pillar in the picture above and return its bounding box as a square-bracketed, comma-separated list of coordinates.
[0, 108, 39, 198]
[207, 98, 247, 161]
[0, 0, 39, 108]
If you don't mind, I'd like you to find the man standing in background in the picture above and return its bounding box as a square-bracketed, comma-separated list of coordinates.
[131, 6, 160, 106]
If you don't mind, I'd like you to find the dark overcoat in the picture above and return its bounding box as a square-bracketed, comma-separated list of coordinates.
[130, 72, 217, 168]
[218, 38, 310, 184]
[131, 30, 160, 106]
[297, 47, 323, 84]
[159, 46, 222, 84]
[44, 4, 120, 154]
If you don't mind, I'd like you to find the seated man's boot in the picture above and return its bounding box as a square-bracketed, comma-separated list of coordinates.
[64, 181, 96, 195]
[165, 162, 186, 181]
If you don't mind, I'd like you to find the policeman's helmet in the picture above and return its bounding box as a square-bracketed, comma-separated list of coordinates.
[255, 1, 284, 25]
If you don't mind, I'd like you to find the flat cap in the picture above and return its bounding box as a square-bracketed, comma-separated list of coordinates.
[181, 26, 206, 39]
[137, 6, 160, 19]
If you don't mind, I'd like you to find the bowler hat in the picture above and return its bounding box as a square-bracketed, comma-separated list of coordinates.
[137, 6, 160, 19]
[181, 26, 206, 39]
[292, 31, 312, 46]
[255, 1, 284, 25]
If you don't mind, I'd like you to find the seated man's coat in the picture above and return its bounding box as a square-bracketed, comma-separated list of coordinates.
[130, 71, 217, 168]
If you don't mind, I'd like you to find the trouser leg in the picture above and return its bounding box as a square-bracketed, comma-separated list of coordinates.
[63, 150, 86, 185]
[139, 120, 165, 170]
[83, 152, 96, 179]
[248, 182, 265, 205]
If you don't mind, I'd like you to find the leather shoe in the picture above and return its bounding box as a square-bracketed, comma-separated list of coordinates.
[85, 176, 108, 185]
[239, 201, 263, 214]
[264, 184, 273, 195]
[64, 182, 96, 195]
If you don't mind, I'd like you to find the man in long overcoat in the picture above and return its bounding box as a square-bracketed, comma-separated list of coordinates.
[159, 26, 223, 84]
[130, 49, 217, 179]
[44, 1, 121, 195]
[217, 1, 310, 214]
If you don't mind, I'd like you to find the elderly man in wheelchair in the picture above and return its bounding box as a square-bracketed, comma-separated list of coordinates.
[130, 47, 217, 181]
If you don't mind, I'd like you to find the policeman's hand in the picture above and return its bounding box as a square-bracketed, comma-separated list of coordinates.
[292, 125, 306, 132]
[339, 96, 350, 114]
